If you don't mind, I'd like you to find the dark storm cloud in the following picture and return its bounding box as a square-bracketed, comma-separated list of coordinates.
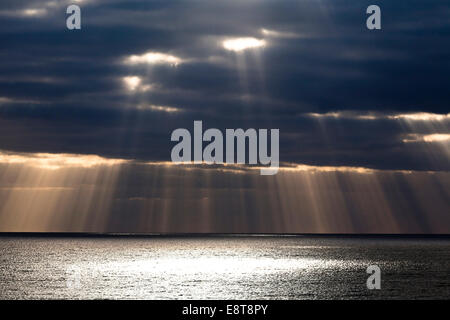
[0, 0, 449, 170]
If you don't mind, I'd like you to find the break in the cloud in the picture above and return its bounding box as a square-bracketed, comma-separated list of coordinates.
[136, 104, 181, 113]
[260, 28, 302, 39]
[222, 37, 266, 52]
[0, 151, 128, 170]
[403, 134, 450, 143]
[305, 111, 450, 122]
[124, 51, 183, 66]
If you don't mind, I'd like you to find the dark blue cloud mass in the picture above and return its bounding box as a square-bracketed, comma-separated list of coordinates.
[0, 0, 449, 171]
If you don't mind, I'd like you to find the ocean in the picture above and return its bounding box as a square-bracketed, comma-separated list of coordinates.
[0, 235, 449, 299]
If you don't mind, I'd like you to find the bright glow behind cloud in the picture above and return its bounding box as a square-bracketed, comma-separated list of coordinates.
[0, 151, 128, 170]
[125, 52, 182, 66]
[402, 133, 450, 143]
[306, 111, 378, 121]
[22, 8, 47, 16]
[305, 111, 449, 122]
[223, 37, 266, 52]
[423, 134, 450, 142]
[123, 76, 141, 91]
[122, 76, 151, 92]
[261, 28, 301, 38]
[388, 112, 450, 121]
[137, 104, 181, 113]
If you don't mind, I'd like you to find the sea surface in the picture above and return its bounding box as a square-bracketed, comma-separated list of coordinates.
[0, 235, 449, 299]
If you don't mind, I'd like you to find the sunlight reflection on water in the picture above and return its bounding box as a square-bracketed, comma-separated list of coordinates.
[1, 236, 449, 299]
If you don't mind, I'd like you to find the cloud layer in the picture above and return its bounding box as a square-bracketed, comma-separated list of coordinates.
[0, 1, 449, 232]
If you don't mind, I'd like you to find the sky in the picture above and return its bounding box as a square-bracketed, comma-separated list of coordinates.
[0, 0, 449, 233]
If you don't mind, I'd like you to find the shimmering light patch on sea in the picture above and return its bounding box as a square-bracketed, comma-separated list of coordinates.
[0, 236, 449, 299]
